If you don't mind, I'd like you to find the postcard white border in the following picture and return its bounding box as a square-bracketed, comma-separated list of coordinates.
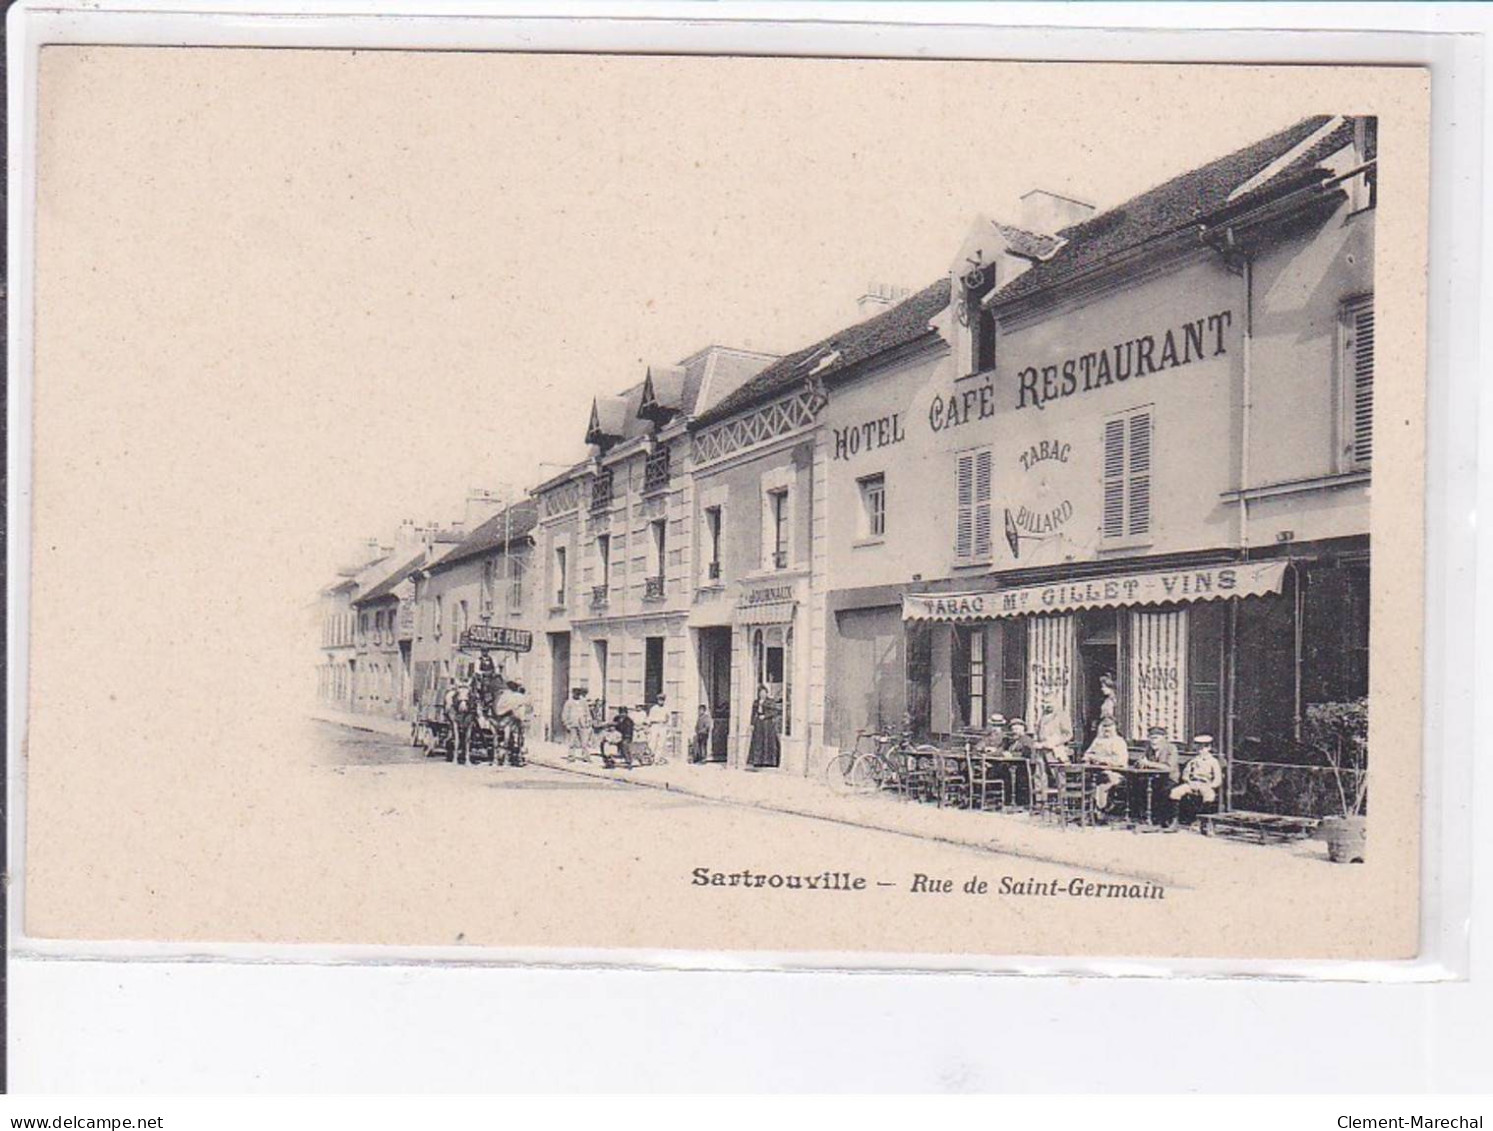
[4, 2, 1481, 998]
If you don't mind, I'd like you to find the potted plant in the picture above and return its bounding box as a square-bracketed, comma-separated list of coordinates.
[1303, 699, 1368, 863]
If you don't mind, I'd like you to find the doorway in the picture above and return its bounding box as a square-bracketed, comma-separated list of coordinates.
[592, 639, 609, 714]
[549, 632, 571, 738]
[1077, 608, 1120, 743]
[644, 636, 665, 706]
[697, 627, 732, 763]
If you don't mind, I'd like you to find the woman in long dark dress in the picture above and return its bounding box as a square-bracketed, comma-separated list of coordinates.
[746, 684, 782, 769]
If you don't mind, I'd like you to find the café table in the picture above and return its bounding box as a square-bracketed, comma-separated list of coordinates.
[1114, 765, 1172, 828]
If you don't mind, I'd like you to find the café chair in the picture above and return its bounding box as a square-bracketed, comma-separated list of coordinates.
[1050, 763, 1096, 828]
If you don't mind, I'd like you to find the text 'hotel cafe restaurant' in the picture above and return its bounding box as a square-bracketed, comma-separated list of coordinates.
[821, 115, 1375, 809]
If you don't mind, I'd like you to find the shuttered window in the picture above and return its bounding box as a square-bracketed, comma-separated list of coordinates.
[1102, 407, 1154, 540]
[1341, 296, 1374, 469]
[955, 448, 993, 561]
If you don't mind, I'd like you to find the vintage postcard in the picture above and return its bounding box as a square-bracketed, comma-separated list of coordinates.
[18, 48, 1429, 963]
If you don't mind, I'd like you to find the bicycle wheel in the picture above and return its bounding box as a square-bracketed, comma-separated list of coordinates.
[846, 753, 890, 792]
[823, 751, 858, 792]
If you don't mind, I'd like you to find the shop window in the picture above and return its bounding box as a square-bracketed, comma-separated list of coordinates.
[999, 620, 1028, 723]
[752, 625, 793, 737]
[857, 473, 886, 540]
[953, 626, 987, 729]
[1339, 295, 1374, 470]
[1102, 407, 1153, 541]
[955, 448, 993, 562]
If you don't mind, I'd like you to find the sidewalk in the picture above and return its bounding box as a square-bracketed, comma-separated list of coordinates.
[310, 708, 1335, 888]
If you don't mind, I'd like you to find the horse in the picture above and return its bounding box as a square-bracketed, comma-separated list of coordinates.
[443, 682, 481, 765]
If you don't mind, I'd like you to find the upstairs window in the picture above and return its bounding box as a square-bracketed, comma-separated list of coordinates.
[508, 555, 526, 611]
[767, 489, 790, 570]
[596, 534, 611, 590]
[703, 506, 723, 582]
[1340, 295, 1374, 470]
[1102, 406, 1153, 541]
[955, 448, 993, 562]
[858, 473, 886, 540]
[643, 443, 671, 493]
[553, 545, 568, 607]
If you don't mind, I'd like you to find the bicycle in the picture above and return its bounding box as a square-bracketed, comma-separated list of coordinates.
[824, 731, 908, 794]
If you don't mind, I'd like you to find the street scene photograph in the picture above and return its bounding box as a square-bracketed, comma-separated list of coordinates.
[19, 48, 1427, 962]
[307, 86, 1392, 946]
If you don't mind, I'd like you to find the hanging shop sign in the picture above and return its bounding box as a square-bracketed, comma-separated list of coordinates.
[459, 625, 533, 652]
[901, 560, 1288, 622]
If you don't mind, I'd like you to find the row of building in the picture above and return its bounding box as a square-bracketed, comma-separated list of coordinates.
[318, 115, 1377, 811]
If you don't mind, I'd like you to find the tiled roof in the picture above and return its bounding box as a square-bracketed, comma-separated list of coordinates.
[692, 277, 952, 427]
[353, 552, 426, 606]
[427, 500, 540, 572]
[993, 222, 1063, 261]
[994, 115, 1343, 305]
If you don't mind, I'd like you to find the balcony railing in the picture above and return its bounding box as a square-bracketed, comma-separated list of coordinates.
[590, 472, 614, 514]
[591, 584, 610, 608]
[644, 575, 666, 600]
[643, 445, 671, 494]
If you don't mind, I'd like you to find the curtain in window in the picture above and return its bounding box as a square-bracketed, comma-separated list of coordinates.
[1026, 614, 1075, 727]
[1128, 608, 1188, 741]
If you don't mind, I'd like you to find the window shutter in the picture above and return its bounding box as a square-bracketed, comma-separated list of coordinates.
[955, 452, 974, 558]
[973, 448, 993, 559]
[1102, 418, 1126, 539]
[1127, 410, 1152, 536]
[1347, 299, 1374, 466]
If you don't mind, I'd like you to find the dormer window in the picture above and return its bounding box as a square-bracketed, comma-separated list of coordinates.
[585, 396, 629, 453]
[638, 364, 686, 426]
[960, 262, 997, 377]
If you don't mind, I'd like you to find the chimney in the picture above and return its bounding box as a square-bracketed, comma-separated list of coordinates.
[464, 487, 504, 530]
[855, 281, 911, 321]
[1019, 190, 1096, 236]
[363, 537, 383, 565]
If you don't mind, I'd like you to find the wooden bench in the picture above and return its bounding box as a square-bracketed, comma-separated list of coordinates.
[1198, 811, 1319, 844]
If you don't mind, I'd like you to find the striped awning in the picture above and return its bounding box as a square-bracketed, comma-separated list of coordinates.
[903, 560, 1289, 622]
[736, 599, 798, 626]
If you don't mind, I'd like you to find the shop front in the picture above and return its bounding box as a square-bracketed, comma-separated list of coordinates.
[728, 577, 809, 773]
[900, 558, 1292, 753]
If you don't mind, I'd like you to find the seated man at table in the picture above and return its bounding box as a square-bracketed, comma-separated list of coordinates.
[1084, 717, 1131, 816]
[1137, 724, 1182, 824]
[1169, 735, 1225, 826]
[1003, 717, 1043, 801]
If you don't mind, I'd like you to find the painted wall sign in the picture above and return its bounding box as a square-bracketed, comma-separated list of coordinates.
[1005, 438, 1075, 559]
[832, 413, 906, 461]
[741, 585, 796, 608]
[901, 560, 1289, 622]
[927, 309, 1234, 430]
